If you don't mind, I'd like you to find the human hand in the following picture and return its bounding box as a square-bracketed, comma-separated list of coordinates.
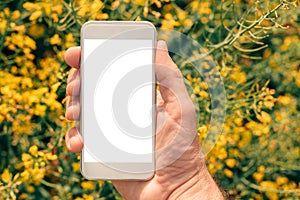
[65, 41, 224, 199]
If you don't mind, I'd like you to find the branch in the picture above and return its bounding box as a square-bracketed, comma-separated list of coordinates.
[182, 1, 287, 65]
[241, 177, 300, 195]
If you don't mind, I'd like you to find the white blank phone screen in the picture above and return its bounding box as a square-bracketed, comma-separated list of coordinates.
[83, 39, 153, 163]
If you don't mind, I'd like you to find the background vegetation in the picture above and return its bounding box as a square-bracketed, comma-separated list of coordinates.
[0, 0, 299, 199]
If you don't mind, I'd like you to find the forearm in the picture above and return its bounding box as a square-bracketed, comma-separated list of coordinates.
[168, 162, 225, 200]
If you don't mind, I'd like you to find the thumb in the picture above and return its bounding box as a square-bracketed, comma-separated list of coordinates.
[155, 40, 189, 104]
[155, 40, 175, 69]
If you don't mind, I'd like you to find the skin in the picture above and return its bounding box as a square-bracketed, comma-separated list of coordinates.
[64, 41, 224, 199]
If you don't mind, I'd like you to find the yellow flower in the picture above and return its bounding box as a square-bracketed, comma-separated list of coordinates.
[31, 166, 45, 184]
[0, 19, 7, 34]
[20, 170, 30, 181]
[83, 194, 94, 200]
[253, 172, 264, 182]
[277, 95, 291, 105]
[81, 181, 95, 190]
[229, 148, 239, 157]
[96, 13, 109, 20]
[198, 125, 208, 134]
[19, 193, 28, 199]
[183, 18, 193, 27]
[260, 181, 278, 200]
[201, 17, 209, 24]
[193, 85, 200, 94]
[225, 159, 236, 168]
[276, 176, 288, 186]
[52, 4, 63, 15]
[191, 1, 199, 11]
[143, 7, 149, 17]
[186, 74, 193, 82]
[263, 95, 275, 109]
[258, 165, 265, 172]
[217, 148, 228, 160]
[223, 169, 233, 178]
[22, 153, 32, 162]
[45, 152, 58, 161]
[218, 135, 227, 146]
[199, 91, 209, 98]
[42, 2, 52, 15]
[231, 70, 247, 84]
[164, 13, 173, 20]
[201, 82, 208, 90]
[3, 8, 10, 16]
[256, 111, 272, 124]
[11, 10, 21, 20]
[111, 1, 120, 10]
[23, 2, 36, 11]
[280, 36, 298, 51]
[29, 10, 43, 21]
[65, 33, 76, 48]
[51, 13, 59, 22]
[24, 35, 37, 50]
[28, 24, 45, 39]
[27, 185, 35, 193]
[34, 104, 47, 116]
[233, 117, 243, 126]
[198, 2, 212, 15]
[29, 145, 38, 157]
[161, 19, 179, 30]
[238, 130, 252, 148]
[1, 168, 12, 183]
[22, 153, 33, 168]
[260, 181, 277, 189]
[263, 100, 274, 109]
[178, 11, 187, 20]
[252, 194, 263, 200]
[133, 0, 146, 5]
[50, 34, 62, 45]
[72, 162, 80, 172]
[153, 0, 161, 8]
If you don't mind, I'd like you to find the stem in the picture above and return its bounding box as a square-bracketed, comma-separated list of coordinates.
[40, 179, 57, 188]
[182, 1, 287, 66]
[233, 44, 268, 53]
[241, 177, 300, 194]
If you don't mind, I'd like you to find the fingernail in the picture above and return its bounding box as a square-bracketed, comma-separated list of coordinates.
[157, 40, 168, 50]
[70, 135, 83, 153]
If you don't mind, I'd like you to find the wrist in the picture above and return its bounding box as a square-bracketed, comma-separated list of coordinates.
[167, 158, 225, 200]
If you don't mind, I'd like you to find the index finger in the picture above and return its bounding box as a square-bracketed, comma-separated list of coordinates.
[65, 46, 81, 69]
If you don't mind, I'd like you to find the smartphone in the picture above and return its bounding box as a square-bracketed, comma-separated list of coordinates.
[80, 21, 156, 180]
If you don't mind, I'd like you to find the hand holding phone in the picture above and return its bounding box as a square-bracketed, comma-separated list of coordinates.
[65, 37, 224, 199]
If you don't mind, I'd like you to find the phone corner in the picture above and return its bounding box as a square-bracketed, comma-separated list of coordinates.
[81, 21, 96, 29]
[139, 21, 156, 29]
[80, 162, 94, 180]
[80, 21, 97, 37]
[143, 170, 156, 181]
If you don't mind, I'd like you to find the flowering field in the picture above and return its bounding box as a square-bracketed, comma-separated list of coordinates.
[0, 0, 300, 199]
